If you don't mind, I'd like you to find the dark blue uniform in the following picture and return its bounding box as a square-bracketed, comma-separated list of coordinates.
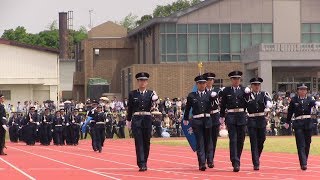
[220, 86, 247, 170]
[39, 113, 53, 145]
[53, 115, 64, 145]
[205, 87, 220, 166]
[184, 90, 217, 170]
[67, 113, 82, 145]
[22, 112, 39, 145]
[93, 111, 106, 152]
[0, 104, 7, 155]
[245, 91, 271, 169]
[287, 96, 317, 169]
[9, 114, 21, 143]
[127, 89, 157, 171]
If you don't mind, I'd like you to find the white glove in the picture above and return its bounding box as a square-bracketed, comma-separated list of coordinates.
[220, 87, 225, 91]
[30, 119, 33, 122]
[264, 108, 270, 113]
[43, 119, 47, 123]
[183, 120, 189, 126]
[266, 101, 273, 108]
[72, 120, 75, 123]
[245, 87, 251, 93]
[2, 125, 8, 131]
[152, 94, 158, 101]
[126, 120, 131, 129]
[284, 123, 290, 129]
[211, 92, 217, 98]
[106, 119, 109, 123]
[219, 117, 225, 124]
[51, 129, 54, 132]
[36, 122, 40, 125]
[66, 123, 70, 126]
[316, 101, 320, 106]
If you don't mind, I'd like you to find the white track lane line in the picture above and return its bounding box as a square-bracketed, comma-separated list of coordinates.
[0, 157, 36, 180]
[36, 146, 277, 180]
[9, 147, 120, 180]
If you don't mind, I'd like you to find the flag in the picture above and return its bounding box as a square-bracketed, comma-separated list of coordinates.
[81, 116, 92, 133]
[181, 84, 198, 152]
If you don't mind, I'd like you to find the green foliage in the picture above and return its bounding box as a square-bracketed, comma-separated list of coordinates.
[119, 0, 202, 30]
[136, 15, 153, 27]
[1, 21, 87, 49]
[153, 0, 201, 18]
[119, 13, 139, 31]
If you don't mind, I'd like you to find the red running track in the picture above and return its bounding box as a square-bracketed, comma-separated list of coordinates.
[0, 138, 319, 180]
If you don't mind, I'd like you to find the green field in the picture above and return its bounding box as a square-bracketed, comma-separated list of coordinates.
[151, 136, 320, 155]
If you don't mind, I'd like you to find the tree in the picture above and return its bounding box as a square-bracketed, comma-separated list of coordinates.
[47, 20, 58, 31]
[120, 13, 139, 31]
[136, 15, 153, 27]
[1, 26, 29, 42]
[1, 23, 87, 50]
[153, 0, 202, 18]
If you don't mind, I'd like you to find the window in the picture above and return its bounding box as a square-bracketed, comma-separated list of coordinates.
[199, 24, 209, 33]
[166, 34, 176, 53]
[199, 35, 209, 54]
[166, 24, 176, 33]
[159, 23, 273, 62]
[178, 34, 187, 53]
[301, 23, 320, 43]
[188, 24, 198, 33]
[177, 24, 187, 33]
[188, 35, 198, 54]
[0, 90, 11, 100]
[213, 79, 223, 88]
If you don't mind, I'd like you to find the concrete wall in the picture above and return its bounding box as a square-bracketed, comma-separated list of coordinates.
[59, 60, 75, 91]
[0, 84, 58, 105]
[301, 0, 320, 22]
[0, 44, 59, 85]
[178, 0, 273, 24]
[273, 0, 301, 43]
[0, 44, 59, 104]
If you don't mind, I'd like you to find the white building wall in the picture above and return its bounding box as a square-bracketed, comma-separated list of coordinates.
[273, 0, 301, 43]
[0, 43, 59, 104]
[177, 0, 273, 24]
[59, 60, 75, 91]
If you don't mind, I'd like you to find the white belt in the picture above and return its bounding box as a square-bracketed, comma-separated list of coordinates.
[210, 109, 219, 114]
[55, 125, 62, 127]
[248, 112, 265, 117]
[294, 115, 311, 120]
[134, 112, 151, 116]
[193, 113, 211, 119]
[96, 122, 106, 124]
[228, 108, 245, 113]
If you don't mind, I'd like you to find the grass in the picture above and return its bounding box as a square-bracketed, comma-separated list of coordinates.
[151, 136, 320, 155]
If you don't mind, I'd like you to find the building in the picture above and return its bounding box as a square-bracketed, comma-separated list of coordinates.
[0, 38, 59, 105]
[74, 0, 320, 100]
[73, 21, 134, 102]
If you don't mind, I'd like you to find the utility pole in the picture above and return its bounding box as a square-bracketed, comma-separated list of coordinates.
[89, 9, 93, 29]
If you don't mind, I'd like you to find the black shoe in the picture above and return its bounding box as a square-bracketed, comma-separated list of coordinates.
[98, 149, 102, 153]
[199, 166, 206, 171]
[0, 152, 7, 156]
[208, 163, 214, 168]
[301, 165, 307, 171]
[139, 167, 147, 172]
[233, 166, 240, 172]
[254, 166, 260, 171]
